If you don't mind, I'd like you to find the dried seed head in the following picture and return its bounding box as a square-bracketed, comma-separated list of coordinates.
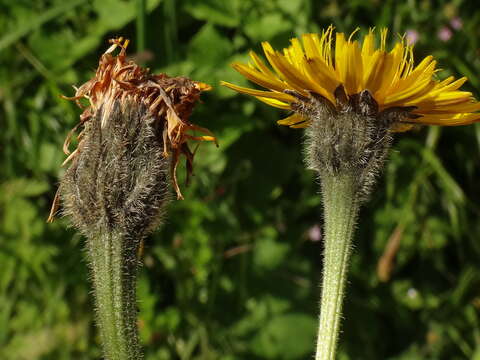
[48, 38, 216, 235]
[302, 85, 416, 201]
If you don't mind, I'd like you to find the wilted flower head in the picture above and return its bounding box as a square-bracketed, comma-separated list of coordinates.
[48, 38, 216, 231]
[222, 26, 480, 131]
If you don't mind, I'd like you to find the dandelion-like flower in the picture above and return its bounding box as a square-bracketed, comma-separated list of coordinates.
[222, 26, 480, 131]
[222, 27, 480, 360]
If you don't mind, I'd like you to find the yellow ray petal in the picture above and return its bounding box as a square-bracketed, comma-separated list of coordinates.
[334, 32, 348, 84]
[413, 101, 480, 114]
[220, 81, 296, 102]
[265, 46, 330, 97]
[383, 76, 435, 106]
[361, 29, 376, 58]
[277, 113, 306, 126]
[410, 112, 480, 125]
[257, 97, 292, 109]
[344, 40, 363, 94]
[302, 33, 322, 59]
[249, 51, 277, 77]
[261, 49, 308, 94]
[375, 42, 408, 101]
[232, 62, 287, 92]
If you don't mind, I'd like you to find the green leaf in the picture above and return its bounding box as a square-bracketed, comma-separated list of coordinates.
[1, 179, 49, 199]
[0, 0, 87, 52]
[244, 13, 291, 41]
[183, 0, 240, 27]
[250, 313, 316, 359]
[188, 23, 233, 67]
[253, 228, 289, 271]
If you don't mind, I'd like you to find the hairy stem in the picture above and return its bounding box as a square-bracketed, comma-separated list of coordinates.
[87, 230, 142, 360]
[315, 173, 360, 360]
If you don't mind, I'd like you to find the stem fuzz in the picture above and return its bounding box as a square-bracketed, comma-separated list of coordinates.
[88, 231, 141, 360]
[315, 174, 360, 360]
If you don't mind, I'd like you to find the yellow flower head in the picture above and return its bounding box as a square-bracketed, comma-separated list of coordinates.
[221, 26, 480, 131]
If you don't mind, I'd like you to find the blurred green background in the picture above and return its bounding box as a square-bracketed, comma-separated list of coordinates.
[1, 0, 480, 359]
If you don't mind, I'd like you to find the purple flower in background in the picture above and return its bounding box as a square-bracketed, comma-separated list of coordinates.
[308, 224, 322, 242]
[406, 29, 419, 45]
[450, 17, 463, 30]
[438, 26, 453, 42]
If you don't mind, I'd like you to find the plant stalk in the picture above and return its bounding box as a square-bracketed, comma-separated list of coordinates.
[315, 173, 360, 360]
[87, 230, 141, 360]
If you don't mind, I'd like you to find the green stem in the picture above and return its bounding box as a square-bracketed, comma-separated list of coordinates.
[87, 230, 141, 360]
[315, 173, 360, 360]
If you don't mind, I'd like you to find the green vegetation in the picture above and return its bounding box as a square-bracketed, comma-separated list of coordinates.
[1, 0, 480, 359]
